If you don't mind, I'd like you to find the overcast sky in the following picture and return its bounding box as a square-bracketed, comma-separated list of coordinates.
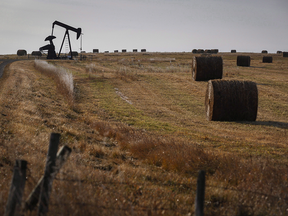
[0, 0, 287, 54]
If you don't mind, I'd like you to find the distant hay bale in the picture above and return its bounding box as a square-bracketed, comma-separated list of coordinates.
[204, 49, 211, 53]
[261, 50, 268, 54]
[197, 49, 204, 54]
[69, 51, 78, 57]
[211, 49, 219, 54]
[262, 56, 273, 63]
[150, 57, 176, 63]
[205, 80, 258, 121]
[17, 49, 27, 56]
[104, 51, 109, 53]
[122, 49, 127, 53]
[141, 49, 146, 52]
[283, 52, 288, 57]
[133, 49, 137, 52]
[231, 50, 236, 53]
[192, 56, 223, 81]
[277, 51, 282, 54]
[237, 56, 250, 67]
[192, 49, 197, 54]
[31, 51, 42, 56]
[114, 50, 118, 53]
[93, 49, 99, 53]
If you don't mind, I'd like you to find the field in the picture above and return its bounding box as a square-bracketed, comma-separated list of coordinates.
[0, 52, 288, 215]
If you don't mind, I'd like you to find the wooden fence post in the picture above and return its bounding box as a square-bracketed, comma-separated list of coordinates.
[24, 145, 71, 212]
[195, 170, 206, 216]
[5, 160, 27, 216]
[37, 133, 60, 215]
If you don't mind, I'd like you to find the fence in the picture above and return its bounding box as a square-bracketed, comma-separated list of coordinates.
[3, 133, 288, 215]
[4, 133, 205, 215]
[4, 133, 71, 216]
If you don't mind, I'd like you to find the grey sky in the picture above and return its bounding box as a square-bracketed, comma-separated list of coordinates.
[0, 0, 287, 54]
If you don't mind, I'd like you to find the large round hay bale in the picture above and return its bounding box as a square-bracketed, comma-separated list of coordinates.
[192, 56, 223, 81]
[205, 80, 258, 121]
[31, 51, 42, 56]
[197, 49, 204, 54]
[141, 49, 146, 52]
[17, 49, 27, 56]
[261, 50, 268, 54]
[133, 49, 138, 52]
[237, 56, 250, 67]
[93, 49, 99, 53]
[211, 49, 219, 54]
[231, 50, 236, 53]
[122, 49, 127, 53]
[283, 52, 288, 57]
[262, 56, 273, 63]
[204, 49, 211, 53]
[277, 51, 282, 54]
[192, 49, 197, 54]
[114, 50, 118, 53]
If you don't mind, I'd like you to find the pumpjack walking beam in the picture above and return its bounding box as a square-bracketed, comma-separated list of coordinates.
[51, 21, 82, 59]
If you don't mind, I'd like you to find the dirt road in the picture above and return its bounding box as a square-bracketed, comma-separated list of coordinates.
[0, 59, 20, 78]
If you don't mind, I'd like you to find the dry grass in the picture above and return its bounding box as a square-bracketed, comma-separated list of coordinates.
[0, 52, 288, 215]
[34, 60, 74, 106]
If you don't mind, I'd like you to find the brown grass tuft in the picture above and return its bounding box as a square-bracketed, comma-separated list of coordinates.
[116, 66, 138, 81]
[34, 60, 74, 106]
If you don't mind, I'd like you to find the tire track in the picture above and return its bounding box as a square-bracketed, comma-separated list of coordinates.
[0, 60, 21, 78]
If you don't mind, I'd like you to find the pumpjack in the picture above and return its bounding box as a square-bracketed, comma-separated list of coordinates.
[40, 21, 82, 59]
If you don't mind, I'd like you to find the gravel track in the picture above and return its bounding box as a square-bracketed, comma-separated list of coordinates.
[0, 59, 21, 78]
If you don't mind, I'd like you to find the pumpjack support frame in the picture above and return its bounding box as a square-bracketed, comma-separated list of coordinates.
[40, 21, 82, 60]
[51, 21, 82, 59]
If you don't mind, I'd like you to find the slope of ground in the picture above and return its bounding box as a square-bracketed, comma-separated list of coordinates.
[0, 52, 287, 215]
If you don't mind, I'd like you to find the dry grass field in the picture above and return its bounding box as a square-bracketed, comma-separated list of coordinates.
[0, 52, 287, 215]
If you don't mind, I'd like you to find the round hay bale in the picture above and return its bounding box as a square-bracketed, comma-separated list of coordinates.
[237, 56, 250, 67]
[261, 50, 268, 54]
[231, 50, 236, 53]
[141, 49, 146, 52]
[93, 49, 99, 53]
[192, 56, 223, 81]
[262, 56, 273, 63]
[133, 49, 138, 52]
[104, 51, 109, 53]
[17, 49, 27, 56]
[211, 49, 219, 54]
[31, 51, 42, 56]
[283, 52, 288, 57]
[197, 49, 204, 54]
[69, 51, 78, 57]
[122, 49, 127, 53]
[192, 49, 197, 54]
[277, 51, 282, 54]
[204, 49, 211, 53]
[205, 80, 258, 121]
[114, 50, 118, 53]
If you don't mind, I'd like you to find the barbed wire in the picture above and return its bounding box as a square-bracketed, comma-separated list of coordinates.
[49, 202, 185, 214]
[53, 176, 288, 202]
[50, 179, 191, 214]
[206, 184, 288, 201]
[1, 174, 287, 215]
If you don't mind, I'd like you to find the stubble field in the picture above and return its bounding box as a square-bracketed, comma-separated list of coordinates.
[0, 52, 287, 215]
